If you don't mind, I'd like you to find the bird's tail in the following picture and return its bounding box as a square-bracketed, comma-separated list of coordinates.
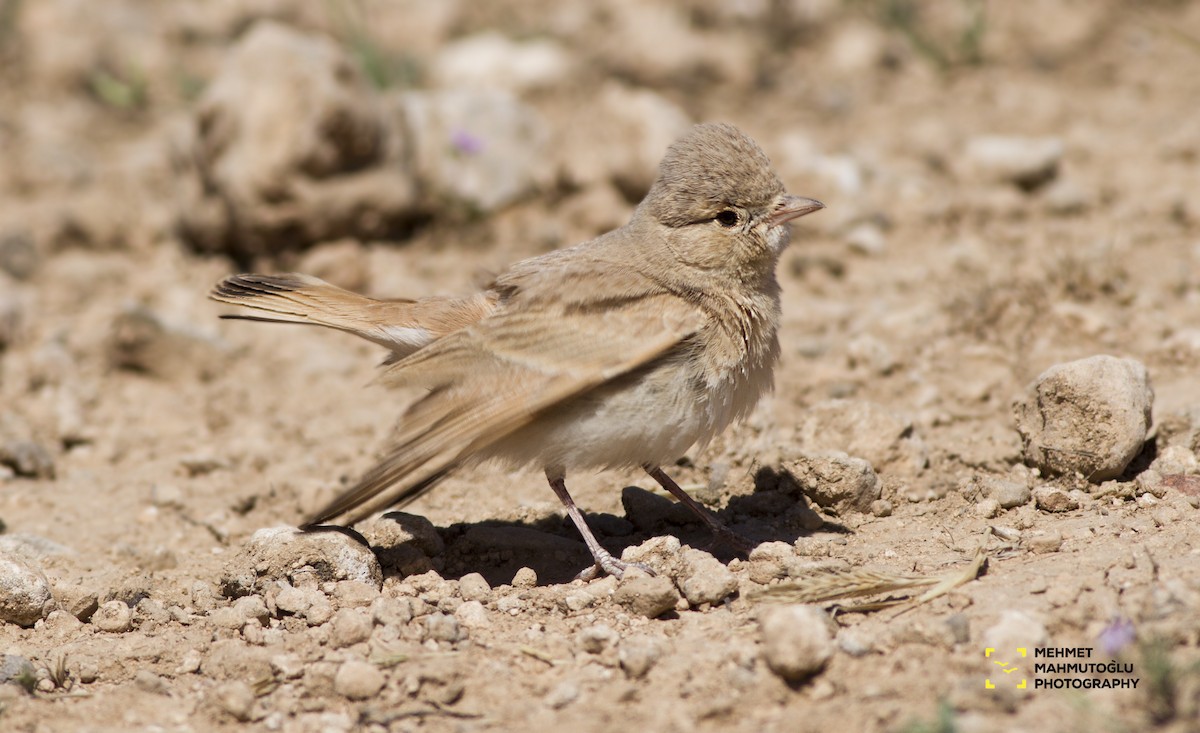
[210, 273, 494, 358]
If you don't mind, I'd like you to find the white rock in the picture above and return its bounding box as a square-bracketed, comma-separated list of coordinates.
[759, 605, 834, 682]
[0, 553, 54, 626]
[1014, 355, 1153, 482]
[333, 660, 384, 700]
[678, 549, 738, 606]
[965, 135, 1063, 190]
[92, 600, 133, 633]
[396, 89, 549, 213]
[431, 32, 573, 92]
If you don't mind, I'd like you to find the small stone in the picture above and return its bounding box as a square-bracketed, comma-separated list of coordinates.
[372, 596, 414, 627]
[870, 499, 893, 517]
[1033, 487, 1079, 513]
[0, 655, 36, 689]
[334, 660, 384, 700]
[618, 636, 663, 679]
[0, 553, 54, 626]
[208, 606, 246, 629]
[1014, 356, 1153, 482]
[222, 527, 382, 597]
[576, 624, 619, 655]
[424, 612, 461, 643]
[613, 575, 680, 619]
[545, 679, 579, 709]
[304, 595, 334, 626]
[0, 441, 55, 479]
[454, 600, 489, 628]
[782, 452, 882, 514]
[211, 681, 255, 721]
[176, 649, 203, 675]
[91, 600, 133, 633]
[990, 479, 1031, 509]
[273, 583, 311, 615]
[620, 535, 683, 576]
[759, 605, 834, 683]
[1027, 531, 1064, 554]
[511, 567, 538, 589]
[747, 542, 796, 584]
[329, 608, 373, 648]
[331, 580, 381, 609]
[976, 498, 1002, 518]
[431, 32, 573, 92]
[678, 549, 738, 606]
[844, 222, 886, 256]
[837, 629, 873, 657]
[982, 610, 1049, 656]
[362, 512, 444, 558]
[458, 573, 491, 603]
[965, 135, 1063, 190]
[233, 595, 270, 626]
[134, 670, 170, 695]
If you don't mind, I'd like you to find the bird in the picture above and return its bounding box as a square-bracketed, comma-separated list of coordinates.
[210, 122, 824, 579]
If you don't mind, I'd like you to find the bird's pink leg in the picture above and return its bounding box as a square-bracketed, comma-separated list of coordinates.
[643, 464, 757, 556]
[547, 471, 656, 580]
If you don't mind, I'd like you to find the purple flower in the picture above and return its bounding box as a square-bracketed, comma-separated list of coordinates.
[450, 129, 485, 156]
[1098, 617, 1136, 657]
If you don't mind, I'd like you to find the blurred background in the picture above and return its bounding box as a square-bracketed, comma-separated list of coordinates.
[1, 1, 1200, 731]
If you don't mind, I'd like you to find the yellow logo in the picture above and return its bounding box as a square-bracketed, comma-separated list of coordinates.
[985, 647, 1027, 689]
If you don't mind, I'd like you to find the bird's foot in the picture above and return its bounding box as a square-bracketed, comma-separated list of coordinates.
[576, 549, 657, 581]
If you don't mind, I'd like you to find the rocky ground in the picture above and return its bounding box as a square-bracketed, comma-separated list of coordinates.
[2, 1, 1200, 731]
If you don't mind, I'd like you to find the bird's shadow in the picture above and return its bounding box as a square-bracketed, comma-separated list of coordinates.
[361, 466, 847, 587]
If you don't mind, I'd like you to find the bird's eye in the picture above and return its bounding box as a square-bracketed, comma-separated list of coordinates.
[715, 210, 739, 227]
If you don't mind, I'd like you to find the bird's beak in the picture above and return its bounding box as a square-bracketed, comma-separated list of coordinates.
[769, 195, 825, 226]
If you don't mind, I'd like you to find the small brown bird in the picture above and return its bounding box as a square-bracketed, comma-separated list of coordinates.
[211, 123, 823, 578]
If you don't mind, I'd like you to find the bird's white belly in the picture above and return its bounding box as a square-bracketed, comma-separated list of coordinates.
[480, 348, 775, 473]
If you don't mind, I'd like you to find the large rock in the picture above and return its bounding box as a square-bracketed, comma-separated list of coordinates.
[782, 452, 881, 514]
[177, 21, 414, 258]
[221, 527, 382, 598]
[1014, 356, 1153, 482]
[0, 553, 55, 627]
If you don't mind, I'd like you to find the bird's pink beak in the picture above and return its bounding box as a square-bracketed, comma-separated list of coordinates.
[769, 195, 825, 226]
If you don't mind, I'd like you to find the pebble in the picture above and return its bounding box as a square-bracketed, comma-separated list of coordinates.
[965, 135, 1063, 190]
[1027, 531, 1064, 554]
[747, 542, 797, 583]
[545, 679, 579, 709]
[92, 600, 133, 633]
[981, 610, 1049, 656]
[758, 605, 834, 683]
[975, 498, 1002, 518]
[843, 222, 886, 256]
[782, 452, 882, 514]
[1033, 486, 1079, 513]
[458, 572, 492, 603]
[989, 478, 1032, 509]
[431, 32, 573, 92]
[0, 441, 55, 479]
[211, 681, 255, 722]
[454, 600, 490, 628]
[233, 595, 270, 625]
[576, 624, 619, 655]
[1013, 356, 1153, 482]
[333, 660, 385, 700]
[512, 567, 538, 589]
[223, 527, 382, 597]
[372, 596, 415, 627]
[0, 553, 54, 626]
[360, 512, 444, 558]
[328, 608, 373, 648]
[0, 655, 35, 688]
[424, 612, 461, 643]
[618, 636, 664, 679]
[678, 549, 738, 606]
[613, 575, 680, 619]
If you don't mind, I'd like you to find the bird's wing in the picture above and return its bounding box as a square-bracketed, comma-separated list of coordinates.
[304, 294, 704, 527]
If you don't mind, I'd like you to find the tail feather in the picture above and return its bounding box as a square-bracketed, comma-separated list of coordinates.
[210, 273, 496, 357]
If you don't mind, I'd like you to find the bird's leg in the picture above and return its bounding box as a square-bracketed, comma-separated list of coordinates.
[546, 471, 655, 580]
[643, 464, 757, 556]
